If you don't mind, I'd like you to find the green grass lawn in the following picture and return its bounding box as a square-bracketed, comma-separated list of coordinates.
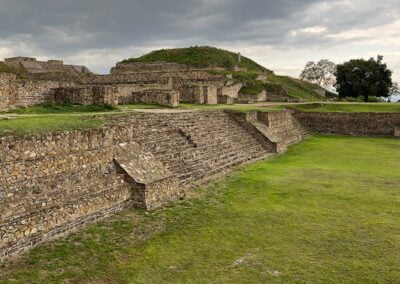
[267, 73, 322, 101]
[0, 115, 104, 136]
[2, 136, 400, 283]
[4, 104, 118, 114]
[289, 102, 400, 112]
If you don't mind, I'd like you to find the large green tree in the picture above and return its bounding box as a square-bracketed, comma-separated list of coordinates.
[335, 56, 393, 102]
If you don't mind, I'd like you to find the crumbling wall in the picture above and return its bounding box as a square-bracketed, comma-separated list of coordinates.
[111, 61, 197, 74]
[0, 128, 133, 260]
[237, 90, 267, 104]
[53, 86, 119, 106]
[16, 80, 73, 107]
[178, 84, 219, 105]
[222, 83, 242, 99]
[0, 73, 75, 111]
[130, 89, 179, 107]
[0, 73, 17, 111]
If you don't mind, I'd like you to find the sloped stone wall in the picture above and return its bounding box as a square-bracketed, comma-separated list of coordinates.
[0, 127, 135, 260]
[0, 110, 282, 261]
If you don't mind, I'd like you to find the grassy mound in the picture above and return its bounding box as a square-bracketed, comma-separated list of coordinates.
[121, 46, 269, 72]
[0, 115, 104, 137]
[2, 136, 400, 282]
[121, 46, 326, 101]
[0, 62, 20, 75]
[5, 104, 118, 115]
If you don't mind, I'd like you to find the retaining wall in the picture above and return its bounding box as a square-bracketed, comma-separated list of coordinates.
[293, 111, 400, 137]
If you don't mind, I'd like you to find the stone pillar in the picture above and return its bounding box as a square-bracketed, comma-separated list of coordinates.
[394, 127, 400, 138]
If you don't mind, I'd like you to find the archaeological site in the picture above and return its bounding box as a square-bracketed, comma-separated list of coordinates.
[1, 48, 400, 264]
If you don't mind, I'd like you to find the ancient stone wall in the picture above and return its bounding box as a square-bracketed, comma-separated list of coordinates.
[130, 89, 179, 107]
[236, 90, 267, 104]
[0, 110, 281, 260]
[293, 111, 400, 137]
[0, 73, 75, 111]
[0, 73, 17, 111]
[111, 61, 198, 74]
[222, 83, 242, 99]
[4, 57, 92, 75]
[53, 86, 119, 106]
[0, 128, 133, 260]
[16, 80, 73, 107]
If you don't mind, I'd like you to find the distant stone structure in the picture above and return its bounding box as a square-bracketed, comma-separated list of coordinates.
[4, 57, 92, 75]
[1, 106, 400, 261]
[0, 57, 247, 110]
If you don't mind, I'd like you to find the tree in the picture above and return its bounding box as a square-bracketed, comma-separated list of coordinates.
[335, 56, 393, 102]
[299, 59, 336, 89]
[388, 82, 399, 102]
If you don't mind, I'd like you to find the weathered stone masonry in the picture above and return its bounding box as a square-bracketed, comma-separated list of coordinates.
[0, 73, 75, 111]
[0, 110, 310, 261]
[293, 111, 400, 137]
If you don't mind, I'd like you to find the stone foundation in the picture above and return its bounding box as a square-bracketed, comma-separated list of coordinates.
[0, 110, 285, 261]
[130, 89, 179, 107]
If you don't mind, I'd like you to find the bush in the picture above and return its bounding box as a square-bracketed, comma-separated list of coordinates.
[264, 82, 288, 96]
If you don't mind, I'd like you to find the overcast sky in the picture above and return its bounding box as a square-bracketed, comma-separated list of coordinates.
[1, 0, 400, 81]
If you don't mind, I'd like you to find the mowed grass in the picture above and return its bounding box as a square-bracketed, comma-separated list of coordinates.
[0, 115, 104, 136]
[289, 102, 400, 112]
[1, 136, 400, 283]
[5, 104, 118, 114]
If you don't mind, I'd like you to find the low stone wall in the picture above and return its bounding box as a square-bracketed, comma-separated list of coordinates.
[0, 73, 17, 111]
[53, 86, 119, 106]
[111, 61, 198, 74]
[222, 83, 242, 99]
[130, 89, 179, 107]
[1, 110, 292, 261]
[237, 91, 267, 104]
[293, 111, 400, 137]
[0, 73, 75, 111]
[179, 84, 219, 105]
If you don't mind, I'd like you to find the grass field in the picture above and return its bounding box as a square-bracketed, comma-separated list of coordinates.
[4, 104, 118, 114]
[290, 102, 400, 112]
[0, 115, 104, 136]
[1, 136, 400, 283]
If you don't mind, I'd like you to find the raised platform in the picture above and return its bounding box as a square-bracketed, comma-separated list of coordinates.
[0, 110, 307, 261]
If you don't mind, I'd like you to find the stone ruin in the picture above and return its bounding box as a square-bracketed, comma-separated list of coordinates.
[0, 57, 249, 111]
[4, 57, 92, 75]
[1, 56, 400, 262]
[0, 109, 313, 260]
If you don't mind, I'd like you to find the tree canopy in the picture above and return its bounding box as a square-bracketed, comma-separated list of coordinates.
[299, 59, 336, 90]
[335, 56, 392, 102]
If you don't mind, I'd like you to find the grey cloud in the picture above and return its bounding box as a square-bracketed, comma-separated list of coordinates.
[0, 0, 399, 72]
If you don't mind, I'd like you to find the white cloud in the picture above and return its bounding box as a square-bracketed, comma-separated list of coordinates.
[299, 26, 327, 34]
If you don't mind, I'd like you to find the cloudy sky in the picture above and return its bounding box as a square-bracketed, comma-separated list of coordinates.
[1, 0, 400, 81]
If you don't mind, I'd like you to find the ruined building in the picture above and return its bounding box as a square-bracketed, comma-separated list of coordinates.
[0, 57, 247, 112]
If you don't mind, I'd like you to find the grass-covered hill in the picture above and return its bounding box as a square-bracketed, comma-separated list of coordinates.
[121, 46, 269, 72]
[120, 46, 328, 102]
[0, 62, 19, 75]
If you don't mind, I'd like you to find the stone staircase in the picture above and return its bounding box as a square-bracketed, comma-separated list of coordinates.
[111, 111, 275, 188]
[250, 110, 310, 153]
